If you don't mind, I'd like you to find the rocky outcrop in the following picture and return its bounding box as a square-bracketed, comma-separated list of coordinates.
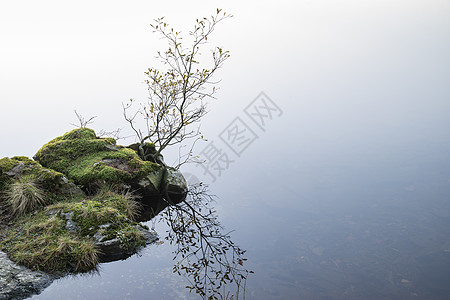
[0, 251, 54, 300]
[33, 128, 160, 188]
[0, 156, 84, 196]
[0, 128, 189, 298]
[33, 128, 187, 204]
[93, 224, 158, 262]
[46, 207, 159, 262]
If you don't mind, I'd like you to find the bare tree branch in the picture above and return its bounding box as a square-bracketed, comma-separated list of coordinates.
[71, 110, 97, 128]
[123, 9, 232, 166]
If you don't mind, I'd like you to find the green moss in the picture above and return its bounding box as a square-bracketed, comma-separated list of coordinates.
[34, 128, 161, 186]
[1, 190, 148, 274]
[116, 225, 147, 251]
[93, 189, 142, 221]
[1, 128, 156, 274]
[1, 212, 99, 273]
[0, 156, 76, 201]
[63, 150, 159, 185]
[11, 156, 34, 163]
[103, 137, 117, 145]
[35, 139, 108, 171]
[25, 165, 65, 192]
[66, 151, 128, 184]
[56, 127, 97, 141]
[0, 157, 16, 190]
[0, 157, 17, 170]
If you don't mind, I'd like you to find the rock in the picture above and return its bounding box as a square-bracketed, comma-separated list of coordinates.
[5, 162, 25, 176]
[94, 226, 158, 262]
[0, 251, 54, 300]
[33, 128, 154, 187]
[0, 128, 188, 298]
[140, 167, 165, 195]
[40, 195, 159, 264]
[0, 156, 85, 196]
[61, 211, 80, 233]
[126, 142, 161, 162]
[162, 167, 188, 204]
[33, 128, 188, 205]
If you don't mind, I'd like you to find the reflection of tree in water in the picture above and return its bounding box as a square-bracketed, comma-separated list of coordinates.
[157, 184, 251, 299]
[117, 8, 248, 297]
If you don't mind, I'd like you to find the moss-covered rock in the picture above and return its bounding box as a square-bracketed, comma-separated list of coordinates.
[0, 128, 186, 278]
[0, 157, 17, 191]
[33, 128, 162, 188]
[0, 156, 84, 197]
[33, 128, 187, 204]
[1, 189, 156, 274]
[0, 127, 176, 291]
[46, 189, 156, 263]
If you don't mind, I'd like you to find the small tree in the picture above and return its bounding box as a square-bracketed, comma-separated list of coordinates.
[123, 11, 251, 298]
[124, 9, 232, 166]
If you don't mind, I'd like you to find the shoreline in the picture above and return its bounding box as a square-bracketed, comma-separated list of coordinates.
[0, 251, 55, 300]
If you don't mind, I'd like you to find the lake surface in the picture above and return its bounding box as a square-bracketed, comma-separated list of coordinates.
[26, 129, 450, 299]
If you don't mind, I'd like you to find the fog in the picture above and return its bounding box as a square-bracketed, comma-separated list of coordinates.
[2, 1, 449, 157]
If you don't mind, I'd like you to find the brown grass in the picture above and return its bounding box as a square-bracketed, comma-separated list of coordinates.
[4, 175, 46, 217]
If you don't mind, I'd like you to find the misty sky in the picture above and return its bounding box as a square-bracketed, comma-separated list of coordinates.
[1, 0, 449, 169]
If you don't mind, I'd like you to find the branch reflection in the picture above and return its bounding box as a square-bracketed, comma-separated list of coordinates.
[158, 183, 252, 299]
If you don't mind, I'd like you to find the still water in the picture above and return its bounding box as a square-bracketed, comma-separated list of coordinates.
[27, 130, 450, 299]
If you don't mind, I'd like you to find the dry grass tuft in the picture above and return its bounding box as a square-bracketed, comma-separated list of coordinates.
[2, 213, 102, 273]
[93, 182, 142, 220]
[119, 191, 142, 221]
[4, 175, 46, 217]
[75, 240, 101, 271]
